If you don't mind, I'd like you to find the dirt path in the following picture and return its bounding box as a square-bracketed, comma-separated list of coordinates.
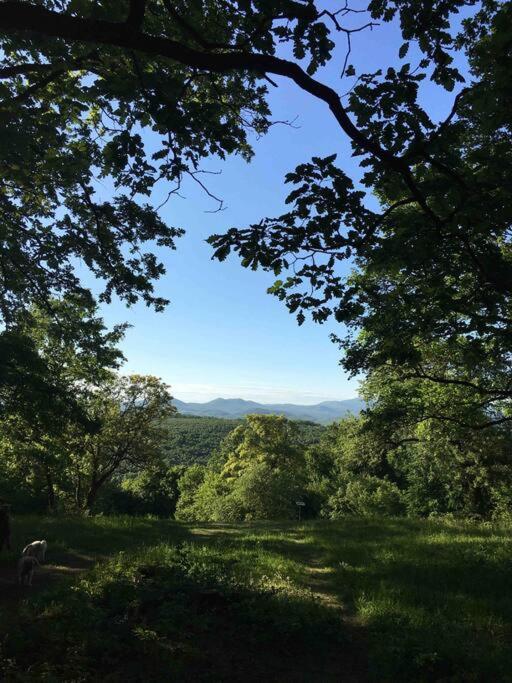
[292, 537, 369, 682]
[0, 550, 94, 610]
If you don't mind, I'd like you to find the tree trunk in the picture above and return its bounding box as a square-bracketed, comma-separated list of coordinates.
[84, 485, 97, 514]
[45, 468, 56, 513]
[83, 476, 105, 514]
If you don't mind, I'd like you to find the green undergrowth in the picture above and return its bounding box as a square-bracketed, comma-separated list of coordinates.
[1, 542, 347, 682]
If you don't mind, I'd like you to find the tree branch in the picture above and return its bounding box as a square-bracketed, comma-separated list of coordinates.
[0, 62, 55, 78]
[126, 0, 146, 29]
[417, 412, 512, 431]
[0, 1, 438, 226]
[408, 367, 512, 399]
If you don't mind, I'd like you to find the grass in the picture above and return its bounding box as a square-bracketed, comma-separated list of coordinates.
[303, 518, 512, 681]
[1, 515, 512, 681]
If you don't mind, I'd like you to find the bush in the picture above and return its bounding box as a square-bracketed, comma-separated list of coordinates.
[326, 476, 404, 518]
[174, 465, 218, 521]
[234, 464, 304, 521]
[211, 491, 246, 522]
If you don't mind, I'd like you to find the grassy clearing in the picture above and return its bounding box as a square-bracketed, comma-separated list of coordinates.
[302, 518, 512, 681]
[1, 516, 512, 681]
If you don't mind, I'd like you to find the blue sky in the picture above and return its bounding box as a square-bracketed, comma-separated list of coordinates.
[90, 6, 468, 404]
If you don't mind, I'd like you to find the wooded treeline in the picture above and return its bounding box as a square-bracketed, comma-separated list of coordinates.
[3, 305, 511, 520]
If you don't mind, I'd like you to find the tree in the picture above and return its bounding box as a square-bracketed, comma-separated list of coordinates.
[217, 414, 303, 475]
[0, 293, 126, 422]
[231, 462, 304, 520]
[178, 414, 307, 521]
[0, 0, 273, 323]
[323, 366, 512, 518]
[0, 297, 175, 513]
[1, 2, 510, 414]
[0, 296, 126, 510]
[305, 414, 404, 518]
[174, 463, 210, 521]
[68, 374, 175, 512]
[114, 464, 186, 517]
[208, 3, 512, 416]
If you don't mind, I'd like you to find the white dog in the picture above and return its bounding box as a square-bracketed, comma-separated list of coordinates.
[18, 555, 40, 585]
[22, 540, 47, 562]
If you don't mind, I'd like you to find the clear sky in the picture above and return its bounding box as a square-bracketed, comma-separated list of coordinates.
[88, 5, 467, 404]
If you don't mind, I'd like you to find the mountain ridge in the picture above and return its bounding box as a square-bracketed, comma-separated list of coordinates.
[172, 397, 363, 424]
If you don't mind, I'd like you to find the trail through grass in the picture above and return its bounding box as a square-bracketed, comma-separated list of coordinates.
[1, 516, 511, 681]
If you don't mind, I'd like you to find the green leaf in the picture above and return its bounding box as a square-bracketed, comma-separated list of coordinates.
[399, 42, 409, 59]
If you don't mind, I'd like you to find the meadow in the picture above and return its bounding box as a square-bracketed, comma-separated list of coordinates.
[1, 515, 511, 681]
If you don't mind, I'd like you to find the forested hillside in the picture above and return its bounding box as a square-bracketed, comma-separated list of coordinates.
[163, 415, 326, 465]
[163, 416, 242, 465]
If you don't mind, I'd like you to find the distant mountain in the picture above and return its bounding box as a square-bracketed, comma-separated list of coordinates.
[171, 397, 364, 424]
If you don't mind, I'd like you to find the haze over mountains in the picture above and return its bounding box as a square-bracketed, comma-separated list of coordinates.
[172, 397, 364, 424]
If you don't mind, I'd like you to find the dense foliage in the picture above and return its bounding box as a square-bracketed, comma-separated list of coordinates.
[1, 0, 510, 433]
[0, 300, 174, 513]
[176, 415, 308, 521]
[162, 414, 325, 465]
[6, 388, 512, 520]
[0, 0, 510, 534]
[170, 410, 512, 522]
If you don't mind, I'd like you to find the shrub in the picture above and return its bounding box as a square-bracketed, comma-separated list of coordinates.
[234, 463, 304, 521]
[326, 476, 404, 518]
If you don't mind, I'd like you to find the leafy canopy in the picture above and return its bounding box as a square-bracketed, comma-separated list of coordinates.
[1, 0, 510, 422]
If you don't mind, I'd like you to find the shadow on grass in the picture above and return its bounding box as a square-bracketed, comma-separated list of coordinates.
[1, 540, 366, 683]
[177, 518, 512, 681]
[305, 518, 512, 682]
[5, 516, 511, 681]
[6, 515, 193, 560]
